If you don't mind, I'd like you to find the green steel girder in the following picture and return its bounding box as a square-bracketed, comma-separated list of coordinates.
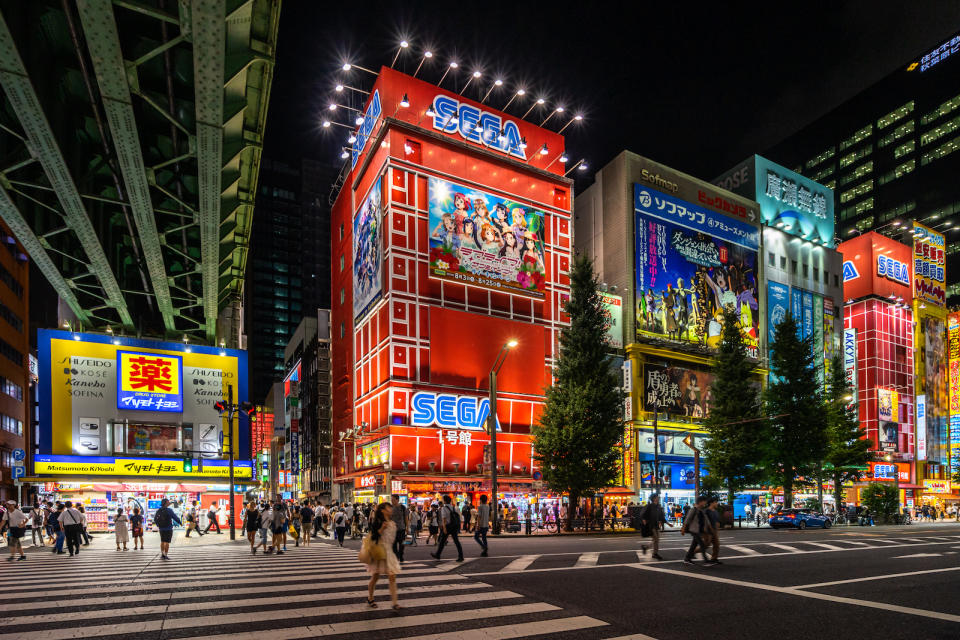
[76, 0, 176, 333]
[0, 12, 133, 329]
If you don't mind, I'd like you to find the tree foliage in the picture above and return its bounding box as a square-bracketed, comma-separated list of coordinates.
[702, 307, 765, 504]
[765, 315, 827, 508]
[534, 254, 624, 528]
[860, 482, 900, 523]
[824, 353, 872, 509]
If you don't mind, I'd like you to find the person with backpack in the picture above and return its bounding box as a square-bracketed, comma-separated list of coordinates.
[184, 500, 203, 537]
[30, 503, 45, 547]
[203, 504, 222, 534]
[389, 495, 409, 561]
[272, 502, 287, 554]
[333, 507, 348, 546]
[474, 494, 490, 556]
[60, 501, 84, 556]
[317, 503, 329, 538]
[681, 495, 714, 566]
[431, 494, 463, 562]
[49, 503, 65, 554]
[130, 507, 145, 550]
[1, 500, 27, 561]
[152, 498, 182, 560]
[639, 494, 670, 560]
[259, 503, 273, 553]
[299, 502, 314, 547]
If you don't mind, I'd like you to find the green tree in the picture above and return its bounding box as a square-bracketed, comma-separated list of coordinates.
[534, 254, 624, 530]
[860, 482, 900, 524]
[702, 308, 765, 504]
[765, 315, 827, 508]
[823, 353, 872, 510]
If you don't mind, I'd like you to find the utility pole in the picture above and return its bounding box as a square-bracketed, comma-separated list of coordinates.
[213, 385, 256, 541]
[488, 339, 518, 535]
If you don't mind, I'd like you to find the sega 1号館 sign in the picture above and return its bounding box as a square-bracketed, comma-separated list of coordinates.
[410, 392, 502, 431]
[35, 329, 250, 478]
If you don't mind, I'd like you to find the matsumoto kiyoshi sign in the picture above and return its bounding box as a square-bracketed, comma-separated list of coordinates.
[430, 95, 525, 160]
[410, 392, 502, 431]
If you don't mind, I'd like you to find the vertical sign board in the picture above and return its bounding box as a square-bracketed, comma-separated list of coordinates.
[600, 292, 624, 349]
[844, 328, 858, 412]
[823, 298, 835, 388]
[813, 294, 824, 385]
[913, 222, 946, 307]
[949, 313, 960, 480]
[353, 177, 384, 322]
[917, 394, 927, 461]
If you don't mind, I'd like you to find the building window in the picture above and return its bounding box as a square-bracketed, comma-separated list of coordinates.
[840, 179, 873, 204]
[894, 140, 915, 159]
[921, 133, 960, 166]
[838, 160, 873, 186]
[1, 413, 22, 436]
[813, 267, 819, 282]
[839, 124, 873, 151]
[0, 377, 22, 402]
[877, 120, 915, 148]
[839, 145, 873, 168]
[876, 101, 915, 130]
[0, 263, 22, 299]
[780, 256, 786, 270]
[805, 147, 836, 170]
[0, 338, 22, 366]
[802, 263, 809, 278]
[877, 159, 916, 186]
[921, 94, 960, 125]
[339, 223, 344, 242]
[791, 260, 798, 275]
[339, 255, 344, 272]
[340, 288, 345, 305]
[768, 252, 775, 267]
[0, 450, 10, 468]
[340, 322, 345, 338]
[0, 301, 22, 333]
[921, 114, 960, 147]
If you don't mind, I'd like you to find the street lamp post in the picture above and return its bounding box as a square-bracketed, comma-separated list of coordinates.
[488, 339, 518, 535]
[213, 384, 256, 541]
[652, 394, 660, 497]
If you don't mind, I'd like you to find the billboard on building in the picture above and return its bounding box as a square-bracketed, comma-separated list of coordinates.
[838, 232, 913, 302]
[923, 315, 948, 464]
[642, 364, 715, 419]
[767, 281, 789, 347]
[913, 222, 946, 307]
[634, 184, 759, 357]
[36, 330, 251, 479]
[844, 328, 857, 410]
[713, 155, 834, 247]
[917, 394, 927, 461]
[428, 176, 547, 298]
[353, 176, 384, 321]
[949, 313, 960, 479]
[600, 292, 624, 348]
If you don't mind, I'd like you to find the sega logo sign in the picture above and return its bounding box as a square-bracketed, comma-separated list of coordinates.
[351, 90, 382, 168]
[431, 95, 525, 160]
[877, 254, 909, 286]
[842, 260, 859, 282]
[410, 392, 501, 431]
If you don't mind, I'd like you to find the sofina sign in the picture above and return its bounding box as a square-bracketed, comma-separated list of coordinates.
[713, 155, 835, 247]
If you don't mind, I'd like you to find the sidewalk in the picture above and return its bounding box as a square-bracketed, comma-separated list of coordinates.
[2, 526, 244, 556]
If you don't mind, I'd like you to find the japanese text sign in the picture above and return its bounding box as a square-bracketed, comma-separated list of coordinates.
[913, 222, 946, 307]
[117, 351, 183, 412]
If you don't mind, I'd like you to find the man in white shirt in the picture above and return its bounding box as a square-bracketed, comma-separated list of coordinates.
[59, 501, 84, 556]
[1, 501, 28, 560]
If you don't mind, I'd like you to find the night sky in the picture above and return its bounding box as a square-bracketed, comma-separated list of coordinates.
[263, 1, 960, 189]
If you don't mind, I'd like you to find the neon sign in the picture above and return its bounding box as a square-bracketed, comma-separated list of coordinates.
[351, 90, 382, 168]
[430, 95, 525, 160]
[410, 392, 501, 431]
[842, 260, 859, 282]
[877, 254, 909, 286]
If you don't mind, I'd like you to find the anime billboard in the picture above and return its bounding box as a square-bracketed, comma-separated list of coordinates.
[353, 177, 383, 321]
[642, 364, 715, 419]
[428, 177, 546, 298]
[923, 316, 948, 464]
[634, 185, 760, 358]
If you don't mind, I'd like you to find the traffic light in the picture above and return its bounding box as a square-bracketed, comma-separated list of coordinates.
[183, 458, 193, 473]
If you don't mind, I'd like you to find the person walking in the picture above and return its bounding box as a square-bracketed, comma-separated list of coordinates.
[30, 503, 45, 547]
[681, 495, 714, 566]
[389, 495, 409, 561]
[1, 501, 27, 561]
[272, 502, 287, 554]
[704, 497, 722, 564]
[130, 507, 145, 550]
[361, 502, 401, 610]
[474, 494, 490, 557]
[317, 503, 329, 538]
[431, 495, 463, 562]
[60, 501, 84, 556]
[77, 505, 92, 546]
[203, 503, 222, 534]
[114, 508, 129, 551]
[184, 500, 203, 537]
[640, 494, 670, 560]
[152, 498, 182, 560]
[333, 507, 348, 546]
[299, 502, 313, 547]
[259, 503, 273, 553]
[243, 502, 261, 554]
[461, 499, 473, 533]
[408, 505, 420, 545]
[50, 503, 65, 554]
[426, 503, 440, 545]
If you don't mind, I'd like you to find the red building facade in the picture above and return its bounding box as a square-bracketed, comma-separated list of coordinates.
[331, 68, 571, 504]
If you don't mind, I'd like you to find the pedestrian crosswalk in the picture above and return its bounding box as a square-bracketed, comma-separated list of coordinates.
[456, 534, 960, 576]
[0, 540, 624, 639]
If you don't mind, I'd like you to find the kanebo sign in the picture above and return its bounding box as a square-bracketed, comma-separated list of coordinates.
[431, 95, 525, 160]
[411, 391, 502, 431]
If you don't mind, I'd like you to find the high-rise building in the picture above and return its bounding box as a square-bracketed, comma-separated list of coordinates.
[245, 158, 336, 402]
[765, 30, 960, 305]
[0, 220, 28, 503]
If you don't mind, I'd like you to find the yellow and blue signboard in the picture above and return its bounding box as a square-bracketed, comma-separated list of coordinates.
[33, 455, 253, 479]
[117, 351, 183, 412]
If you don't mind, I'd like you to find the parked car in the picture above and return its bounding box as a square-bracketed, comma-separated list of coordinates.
[768, 508, 832, 530]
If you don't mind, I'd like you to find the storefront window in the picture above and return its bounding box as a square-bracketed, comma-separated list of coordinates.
[126, 424, 180, 455]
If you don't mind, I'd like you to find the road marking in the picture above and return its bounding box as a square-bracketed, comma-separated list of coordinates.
[399, 615, 608, 639]
[802, 542, 846, 551]
[575, 552, 600, 567]
[892, 553, 942, 558]
[604, 635, 660, 640]
[500, 554, 540, 571]
[836, 541, 870, 546]
[765, 543, 802, 552]
[726, 545, 759, 555]
[437, 557, 477, 571]
[792, 565, 960, 589]
[628, 563, 960, 623]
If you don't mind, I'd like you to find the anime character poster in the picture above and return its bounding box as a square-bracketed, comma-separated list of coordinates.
[634, 201, 760, 358]
[643, 364, 716, 419]
[428, 176, 546, 298]
[924, 316, 948, 464]
[352, 177, 383, 321]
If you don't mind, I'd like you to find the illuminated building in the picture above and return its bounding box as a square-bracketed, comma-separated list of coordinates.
[0, 220, 28, 503]
[330, 68, 571, 504]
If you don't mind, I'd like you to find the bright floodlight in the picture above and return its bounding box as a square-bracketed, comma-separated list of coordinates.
[495, 79, 503, 86]
[335, 84, 344, 92]
[400, 93, 410, 107]
[519, 137, 527, 149]
[556, 106, 565, 112]
[539, 144, 549, 155]
[348, 133, 357, 143]
[400, 40, 409, 48]
[474, 122, 484, 132]
[449, 61, 459, 68]
[507, 339, 519, 348]
[579, 162, 588, 170]
[321, 120, 331, 128]
[340, 150, 349, 159]
[328, 103, 336, 111]
[424, 51, 433, 58]
[355, 115, 364, 125]
[425, 106, 436, 117]
[536, 97, 545, 104]
[472, 70, 482, 78]
[342, 63, 351, 71]
[560, 154, 569, 163]
[517, 88, 526, 95]
[574, 114, 583, 121]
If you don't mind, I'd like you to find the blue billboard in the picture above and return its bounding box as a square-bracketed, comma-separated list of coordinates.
[801, 291, 814, 340]
[767, 281, 789, 346]
[353, 177, 383, 321]
[634, 185, 759, 358]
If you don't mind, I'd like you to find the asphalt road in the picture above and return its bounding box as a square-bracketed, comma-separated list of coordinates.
[4, 522, 960, 639]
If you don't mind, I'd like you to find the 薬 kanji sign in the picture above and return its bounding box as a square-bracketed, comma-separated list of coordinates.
[117, 351, 183, 412]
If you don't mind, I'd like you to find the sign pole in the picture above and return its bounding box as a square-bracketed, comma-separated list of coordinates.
[228, 384, 236, 541]
[489, 369, 499, 535]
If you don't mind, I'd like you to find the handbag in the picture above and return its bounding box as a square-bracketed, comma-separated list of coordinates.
[358, 533, 385, 563]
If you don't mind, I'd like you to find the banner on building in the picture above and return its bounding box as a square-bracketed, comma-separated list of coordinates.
[353, 177, 384, 321]
[642, 364, 715, 419]
[600, 292, 624, 348]
[767, 281, 789, 346]
[634, 184, 759, 357]
[949, 313, 960, 478]
[917, 394, 927, 461]
[913, 222, 946, 307]
[923, 316, 948, 465]
[428, 176, 547, 298]
[878, 388, 899, 423]
[843, 328, 857, 411]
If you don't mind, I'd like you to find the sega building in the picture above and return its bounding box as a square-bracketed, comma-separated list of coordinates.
[28, 330, 252, 531]
[837, 232, 922, 506]
[331, 68, 571, 505]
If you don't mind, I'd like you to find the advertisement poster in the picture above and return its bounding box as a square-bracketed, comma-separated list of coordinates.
[878, 388, 899, 423]
[801, 291, 814, 341]
[913, 222, 946, 307]
[843, 328, 858, 410]
[634, 185, 759, 358]
[600, 292, 624, 349]
[949, 313, 960, 478]
[640, 462, 671, 489]
[791, 288, 803, 334]
[767, 281, 789, 346]
[824, 298, 835, 386]
[917, 394, 927, 461]
[428, 176, 547, 298]
[813, 294, 824, 383]
[924, 316, 948, 465]
[643, 364, 715, 418]
[622, 425, 634, 487]
[353, 177, 383, 321]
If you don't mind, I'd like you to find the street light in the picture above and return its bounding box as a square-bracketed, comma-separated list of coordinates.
[488, 339, 518, 534]
[212, 384, 256, 540]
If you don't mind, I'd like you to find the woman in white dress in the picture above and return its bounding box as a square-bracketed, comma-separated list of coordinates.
[114, 508, 129, 551]
[363, 502, 401, 610]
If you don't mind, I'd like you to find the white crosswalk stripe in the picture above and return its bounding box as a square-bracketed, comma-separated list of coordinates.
[0, 541, 614, 639]
[726, 544, 759, 556]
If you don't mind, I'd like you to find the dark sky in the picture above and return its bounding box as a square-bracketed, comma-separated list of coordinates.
[263, 1, 960, 189]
